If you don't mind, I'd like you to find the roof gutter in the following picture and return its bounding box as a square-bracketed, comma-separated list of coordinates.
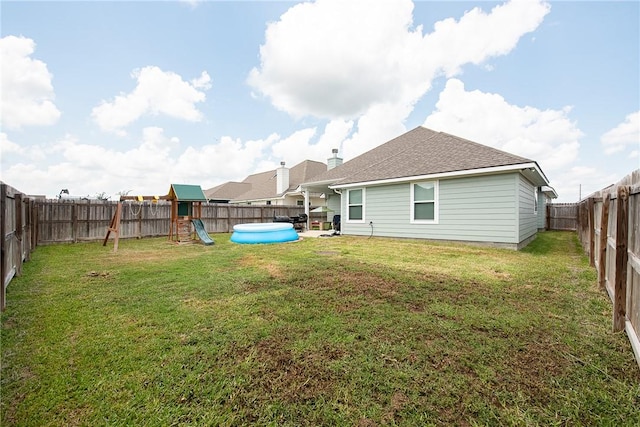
[328, 162, 549, 190]
[302, 178, 344, 187]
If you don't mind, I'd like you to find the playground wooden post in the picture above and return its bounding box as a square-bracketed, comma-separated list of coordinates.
[103, 202, 122, 252]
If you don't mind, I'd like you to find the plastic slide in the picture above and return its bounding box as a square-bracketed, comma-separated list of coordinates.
[191, 219, 215, 245]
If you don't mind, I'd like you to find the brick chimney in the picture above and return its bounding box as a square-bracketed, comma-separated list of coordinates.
[276, 161, 289, 194]
[327, 148, 343, 170]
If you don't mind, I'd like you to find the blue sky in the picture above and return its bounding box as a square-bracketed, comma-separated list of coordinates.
[1, 0, 638, 202]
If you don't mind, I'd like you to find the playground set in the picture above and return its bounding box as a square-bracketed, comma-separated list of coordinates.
[103, 184, 214, 252]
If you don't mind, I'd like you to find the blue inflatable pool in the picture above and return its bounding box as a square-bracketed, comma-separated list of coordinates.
[230, 222, 299, 244]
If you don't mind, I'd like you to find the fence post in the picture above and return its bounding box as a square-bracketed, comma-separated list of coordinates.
[545, 204, 550, 230]
[85, 199, 90, 239]
[613, 186, 629, 332]
[1, 183, 6, 311]
[24, 198, 31, 259]
[137, 203, 143, 238]
[31, 200, 38, 248]
[72, 202, 78, 243]
[598, 194, 610, 290]
[15, 193, 23, 276]
[587, 198, 595, 266]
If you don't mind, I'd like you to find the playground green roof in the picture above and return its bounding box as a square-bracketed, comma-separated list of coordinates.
[168, 184, 207, 201]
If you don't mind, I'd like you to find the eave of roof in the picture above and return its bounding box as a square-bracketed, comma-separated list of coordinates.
[327, 162, 548, 189]
[303, 126, 550, 188]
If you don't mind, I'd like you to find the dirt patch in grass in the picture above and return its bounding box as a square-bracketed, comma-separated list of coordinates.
[229, 329, 345, 405]
[239, 254, 284, 279]
[288, 261, 497, 314]
[111, 248, 178, 265]
[381, 391, 410, 424]
[289, 261, 400, 304]
[253, 338, 340, 402]
[181, 297, 215, 310]
[497, 336, 571, 404]
[315, 250, 340, 256]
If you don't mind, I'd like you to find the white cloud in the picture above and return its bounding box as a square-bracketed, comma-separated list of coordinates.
[248, 0, 550, 159]
[601, 111, 640, 155]
[341, 103, 414, 160]
[552, 165, 619, 203]
[91, 66, 211, 134]
[1, 129, 183, 198]
[248, 0, 549, 118]
[316, 119, 354, 153]
[424, 0, 551, 77]
[0, 35, 61, 129]
[424, 78, 582, 172]
[0, 132, 23, 154]
[248, 0, 420, 119]
[174, 134, 278, 186]
[2, 121, 367, 198]
[265, 120, 356, 168]
[270, 128, 318, 163]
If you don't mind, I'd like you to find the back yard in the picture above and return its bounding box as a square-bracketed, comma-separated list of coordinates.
[1, 231, 639, 426]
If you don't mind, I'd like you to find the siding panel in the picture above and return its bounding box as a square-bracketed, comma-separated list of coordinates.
[342, 173, 520, 244]
[518, 174, 538, 242]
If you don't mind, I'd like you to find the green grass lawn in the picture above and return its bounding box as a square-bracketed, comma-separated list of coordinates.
[2, 231, 639, 426]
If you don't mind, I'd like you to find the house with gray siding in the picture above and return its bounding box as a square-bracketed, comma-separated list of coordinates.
[301, 126, 556, 249]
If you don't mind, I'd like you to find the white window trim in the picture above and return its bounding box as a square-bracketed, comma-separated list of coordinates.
[534, 187, 539, 214]
[410, 180, 439, 224]
[347, 188, 366, 223]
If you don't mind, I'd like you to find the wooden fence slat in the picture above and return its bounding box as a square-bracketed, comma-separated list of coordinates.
[613, 185, 629, 332]
[599, 194, 610, 290]
[588, 197, 595, 267]
[15, 193, 23, 277]
[1, 182, 7, 311]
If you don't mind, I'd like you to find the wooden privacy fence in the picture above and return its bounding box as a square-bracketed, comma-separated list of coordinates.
[577, 170, 640, 368]
[1, 183, 37, 311]
[35, 199, 314, 244]
[546, 203, 578, 231]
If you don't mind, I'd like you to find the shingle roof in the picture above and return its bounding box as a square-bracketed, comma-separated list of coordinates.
[204, 182, 251, 201]
[205, 160, 328, 202]
[306, 126, 535, 186]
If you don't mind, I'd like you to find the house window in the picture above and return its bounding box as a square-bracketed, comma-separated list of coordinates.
[347, 188, 364, 222]
[411, 181, 438, 223]
[297, 200, 303, 206]
[534, 187, 538, 214]
[266, 200, 272, 205]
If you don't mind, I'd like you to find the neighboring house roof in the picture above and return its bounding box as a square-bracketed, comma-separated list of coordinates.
[204, 182, 251, 201]
[206, 160, 328, 203]
[305, 126, 548, 187]
[168, 184, 207, 201]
